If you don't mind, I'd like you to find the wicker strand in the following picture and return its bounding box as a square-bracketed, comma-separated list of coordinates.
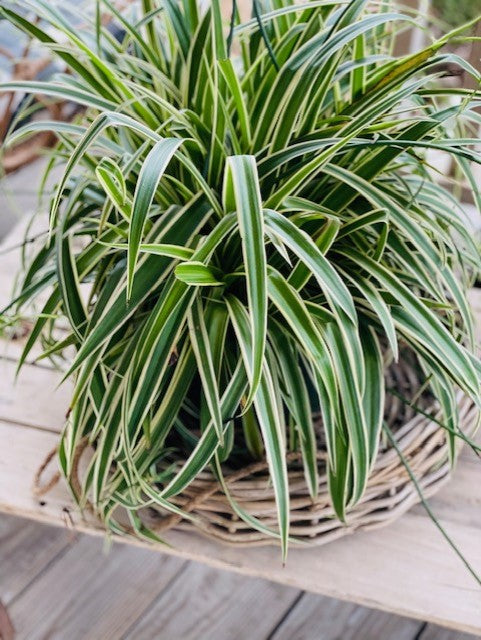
[33, 446, 60, 497]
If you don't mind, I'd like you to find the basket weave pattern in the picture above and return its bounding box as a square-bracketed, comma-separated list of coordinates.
[143, 361, 478, 547]
[38, 359, 477, 548]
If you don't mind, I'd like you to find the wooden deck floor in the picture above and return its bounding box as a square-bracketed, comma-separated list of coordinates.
[0, 513, 477, 640]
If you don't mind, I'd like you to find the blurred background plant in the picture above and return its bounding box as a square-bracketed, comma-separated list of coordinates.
[432, 0, 481, 28]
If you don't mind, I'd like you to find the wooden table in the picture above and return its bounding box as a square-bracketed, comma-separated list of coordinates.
[1, 221, 481, 635]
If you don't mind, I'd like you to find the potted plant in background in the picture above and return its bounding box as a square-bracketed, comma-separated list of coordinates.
[1, 0, 480, 565]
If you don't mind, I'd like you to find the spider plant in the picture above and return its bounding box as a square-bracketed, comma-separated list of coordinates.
[1, 0, 481, 561]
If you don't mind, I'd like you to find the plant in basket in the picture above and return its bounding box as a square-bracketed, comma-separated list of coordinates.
[1, 0, 481, 562]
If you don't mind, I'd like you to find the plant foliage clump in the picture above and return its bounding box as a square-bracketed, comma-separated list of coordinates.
[1, 0, 481, 558]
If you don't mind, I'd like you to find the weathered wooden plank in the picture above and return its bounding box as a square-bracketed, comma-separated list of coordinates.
[0, 515, 72, 606]
[0, 214, 48, 312]
[0, 420, 480, 635]
[0, 421, 108, 531]
[269, 591, 422, 640]
[0, 513, 300, 640]
[0, 334, 45, 367]
[0, 158, 63, 241]
[419, 624, 479, 640]
[4, 513, 448, 640]
[7, 534, 186, 640]
[411, 454, 481, 529]
[125, 562, 300, 640]
[0, 358, 70, 433]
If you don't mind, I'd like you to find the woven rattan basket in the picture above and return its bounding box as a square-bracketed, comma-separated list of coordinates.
[37, 357, 478, 549]
[137, 359, 479, 548]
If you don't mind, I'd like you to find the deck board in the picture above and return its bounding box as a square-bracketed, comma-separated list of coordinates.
[269, 591, 421, 640]
[123, 562, 300, 640]
[7, 532, 186, 640]
[3, 513, 478, 640]
[418, 626, 479, 640]
[0, 358, 70, 433]
[0, 516, 71, 607]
